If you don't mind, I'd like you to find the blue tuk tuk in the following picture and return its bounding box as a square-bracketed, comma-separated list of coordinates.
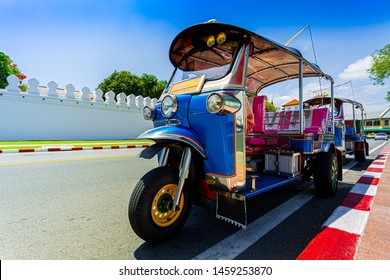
[304, 97, 369, 162]
[129, 21, 343, 243]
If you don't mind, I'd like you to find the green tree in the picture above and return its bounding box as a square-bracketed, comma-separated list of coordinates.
[97, 70, 167, 99]
[265, 99, 278, 112]
[0, 51, 27, 90]
[368, 44, 390, 101]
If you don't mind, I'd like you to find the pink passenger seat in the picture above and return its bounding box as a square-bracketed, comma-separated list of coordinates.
[303, 108, 329, 137]
[247, 95, 267, 145]
[252, 95, 266, 133]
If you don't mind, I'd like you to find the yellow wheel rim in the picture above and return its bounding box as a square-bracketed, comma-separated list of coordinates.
[151, 183, 184, 227]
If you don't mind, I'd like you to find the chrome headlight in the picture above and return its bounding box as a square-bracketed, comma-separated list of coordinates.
[207, 94, 224, 113]
[207, 93, 241, 114]
[161, 95, 178, 118]
[143, 106, 156, 121]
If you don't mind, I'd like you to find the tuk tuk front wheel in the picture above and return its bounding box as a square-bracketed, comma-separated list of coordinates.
[313, 152, 338, 196]
[129, 166, 192, 243]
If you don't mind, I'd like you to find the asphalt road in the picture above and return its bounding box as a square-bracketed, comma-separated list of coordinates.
[0, 139, 387, 260]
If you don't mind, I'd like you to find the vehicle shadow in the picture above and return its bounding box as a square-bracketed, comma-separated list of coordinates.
[133, 184, 305, 260]
[133, 158, 373, 260]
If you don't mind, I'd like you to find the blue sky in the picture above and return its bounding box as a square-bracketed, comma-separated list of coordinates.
[1, 0, 390, 112]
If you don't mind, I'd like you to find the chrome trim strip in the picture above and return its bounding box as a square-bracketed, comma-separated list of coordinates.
[172, 147, 191, 211]
[158, 147, 170, 166]
[299, 59, 304, 134]
[331, 81, 335, 134]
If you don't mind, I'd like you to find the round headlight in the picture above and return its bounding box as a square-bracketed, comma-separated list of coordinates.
[161, 95, 178, 118]
[207, 93, 223, 113]
[143, 106, 155, 120]
[206, 35, 215, 47]
[216, 32, 226, 45]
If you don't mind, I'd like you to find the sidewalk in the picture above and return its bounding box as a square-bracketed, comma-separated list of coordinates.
[298, 143, 390, 260]
[355, 148, 390, 259]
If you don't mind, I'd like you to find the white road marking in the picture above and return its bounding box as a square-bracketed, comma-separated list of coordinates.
[343, 160, 358, 174]
[369, 141, 388, 154]
[193, 144, 383, 260]
[193, 186, 316, 260]
[350, 183, 377, 196]
[323, 206, 370, 235]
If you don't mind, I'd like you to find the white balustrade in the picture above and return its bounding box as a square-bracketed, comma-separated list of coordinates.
[0, 75, 162, 140]
[2, 75, 158, 108]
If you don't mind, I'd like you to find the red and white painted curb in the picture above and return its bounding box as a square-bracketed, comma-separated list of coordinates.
[0, 144, 150, 154]
[298, 143, 390, 260]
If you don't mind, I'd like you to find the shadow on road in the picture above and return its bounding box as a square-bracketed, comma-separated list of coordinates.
[132, 158, 372, 260]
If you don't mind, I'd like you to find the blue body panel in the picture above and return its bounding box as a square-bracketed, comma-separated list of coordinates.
[334, 124, 343, 147]
[139, 93, 235, 175]
[188, 94, 236, 176]
[346, 127, 355, 136]
[290, 138, 313, 153]
[137, 94, 207, 157]
[153, 95, 191, 128]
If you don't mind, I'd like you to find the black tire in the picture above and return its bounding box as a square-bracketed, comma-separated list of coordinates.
[129, 166, 192, 243]
[354, 149, 366, 162]
[313, 152, 338, 196]
[342, 154, 347, 165]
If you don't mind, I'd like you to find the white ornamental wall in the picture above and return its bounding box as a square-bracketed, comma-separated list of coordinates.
[0, 75, 158, 140]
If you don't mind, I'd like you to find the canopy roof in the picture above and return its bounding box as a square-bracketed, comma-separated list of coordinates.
[304, 97, 364, 111]
[169, 22, 333, 93]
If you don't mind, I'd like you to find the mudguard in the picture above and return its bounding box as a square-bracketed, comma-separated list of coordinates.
[137, 126, 206, 159]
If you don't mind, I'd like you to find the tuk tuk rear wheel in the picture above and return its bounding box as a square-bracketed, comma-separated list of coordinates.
[354, 150, 366, 162]
[313, 152, 338, 196]
[128, 166, 192, 243]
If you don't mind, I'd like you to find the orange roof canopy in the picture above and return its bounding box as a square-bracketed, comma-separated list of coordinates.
[282, 98, 299, 107]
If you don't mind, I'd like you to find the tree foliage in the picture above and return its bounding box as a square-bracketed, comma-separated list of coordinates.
[265, 99, 278, 112]
[0, 51, 27, 90]
[368, 44, 390, 101]
[97, 70, 167, 99]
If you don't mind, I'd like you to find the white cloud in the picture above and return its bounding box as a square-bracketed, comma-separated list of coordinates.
[339, 56, 373, 80]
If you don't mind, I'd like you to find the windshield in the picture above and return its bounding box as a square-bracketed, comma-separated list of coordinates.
[169, 64, 230, 85]
[165, 38, 240, 94]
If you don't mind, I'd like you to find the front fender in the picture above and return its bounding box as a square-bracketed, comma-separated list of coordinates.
[137, 126, 206, 159]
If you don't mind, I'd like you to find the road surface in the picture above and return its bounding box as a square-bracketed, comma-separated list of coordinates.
[0, 139, 386, 259]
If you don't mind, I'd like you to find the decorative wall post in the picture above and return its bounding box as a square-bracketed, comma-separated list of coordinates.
[47, 81, 59, 97]
[65, 84, 75, 99]
[93, 89, 104, 102]
[127, 94, 136, 106]
[81, 87, 91, 101]
[27, 78, 40, 95]
[5, 75, 20, 92]
[144, 96, 152, 107]
[135, 95, 144, 107]
[116, 92, 127, 105]
[151, 98, 158, 108]
[104, 91, 116, 104]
